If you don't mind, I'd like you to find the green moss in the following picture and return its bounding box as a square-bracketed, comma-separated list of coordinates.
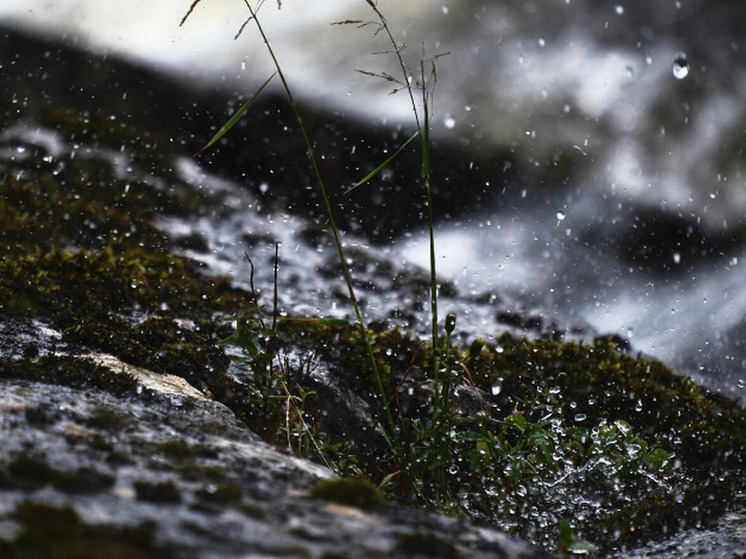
[194, 482, 243, 505]
[395, 532, 460, 559]
[174, 463, 228, 483]
[309, 476, 386, 509]
[133, 480, 182, 504]
[54, 467, 116, 494]
[5, 455, 60, 489]
[0, 354, 138, 396]
[0, 246, 244, 325]
[0, 501, 175, 559]
[156, 440, 195, 461]
[86, 408, 129, 432]
[1, 457, 113, 495]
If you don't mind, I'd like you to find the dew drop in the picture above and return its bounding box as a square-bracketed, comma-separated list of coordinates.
[491, 379, 502, 396]
[672, 53, 690, 79]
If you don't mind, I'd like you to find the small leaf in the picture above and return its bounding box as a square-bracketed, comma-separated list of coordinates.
[194, 73, 276, 156]
[344, 131, 419, 194]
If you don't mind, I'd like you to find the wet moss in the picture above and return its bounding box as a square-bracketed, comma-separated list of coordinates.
[156, 440, 195, 461]
[0, 501, 176, 559]
[0, 354, 139, 396]
[174, 463, 228, 483]
[4, 455, 60, 489]
[134, 480, 182, 504]
[394, 532, 460, 559]
[54, 467, 116, 494]
[309, 476, 386, 509]
[86, 408, 130, 432]
[194, 482, 243, 505]
[1, 456, 114, 495]
[0, 246, 245, 326]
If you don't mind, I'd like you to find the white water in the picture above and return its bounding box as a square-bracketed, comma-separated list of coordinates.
[4, 0, 746, 396]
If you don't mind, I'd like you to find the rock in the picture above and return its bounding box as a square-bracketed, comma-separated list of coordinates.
[0, 358, 552, 559]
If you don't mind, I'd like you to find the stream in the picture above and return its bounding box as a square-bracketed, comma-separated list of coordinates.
[3, 0, 745, 402]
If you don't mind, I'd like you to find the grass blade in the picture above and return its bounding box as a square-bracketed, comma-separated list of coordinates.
[344, 131, 419, 194]
[194, 72, 276, 156]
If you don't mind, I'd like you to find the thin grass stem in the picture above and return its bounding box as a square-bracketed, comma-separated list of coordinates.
[240, 0, 399, 454]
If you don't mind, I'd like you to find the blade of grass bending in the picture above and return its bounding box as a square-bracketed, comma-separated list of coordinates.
[194, 73, 276, 156]
[241, 0, 400, 455]
[344, 131, 419, 195]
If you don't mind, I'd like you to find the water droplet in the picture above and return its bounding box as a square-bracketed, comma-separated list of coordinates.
[538, 37, 546, 47]
[574, 413, 586, 422]
[615, 5, 624, 15]
[672, 53, 690, 79]
[491, 379, 502, 396]
[556, 210, 566, 222]
[443, 116, 455, 129]
[672, 252, 681, 264]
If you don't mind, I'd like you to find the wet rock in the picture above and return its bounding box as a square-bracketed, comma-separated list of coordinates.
[0, 352, 552, 559]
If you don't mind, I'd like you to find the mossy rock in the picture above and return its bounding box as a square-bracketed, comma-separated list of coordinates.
[309, 476, 386, 509]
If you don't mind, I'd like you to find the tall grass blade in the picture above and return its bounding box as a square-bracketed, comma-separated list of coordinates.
[240, 0, 400, 453]
[194, 72, 276, 156]
[344, 131, 419, 194]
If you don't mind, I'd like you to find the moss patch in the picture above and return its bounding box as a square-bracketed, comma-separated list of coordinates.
[309, 477, 386, 509]
[0, 502, 176, 559]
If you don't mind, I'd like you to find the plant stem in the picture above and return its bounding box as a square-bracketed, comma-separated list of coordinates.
[364, 0, 441, 397]
[241, 0, 399, 452]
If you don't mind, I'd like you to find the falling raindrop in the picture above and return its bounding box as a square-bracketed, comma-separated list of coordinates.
[443, 116, 456, 129]
[491, 379, 502, 396]
[672, 53, 690, 79]
[615, 5, 624, 15]
[556, 210, 566, 223]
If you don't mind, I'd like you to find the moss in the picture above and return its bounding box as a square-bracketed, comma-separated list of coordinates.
[194, 482, 243, 505]
[394, 532, 460, 559]
[0, 354, 138, 396]
[0, 501, 176, 559]
[155, 440, 195, 461]
[86, 408, 130, 432]
[309, 476, 386, 509]
[1, 456, 113, 495]
[4, 455, 60, 489]
[174, 463, 228, 483]
[54, 467, 116, 494]
[0, 246, 245, 326]
[133, 481, 182, 504]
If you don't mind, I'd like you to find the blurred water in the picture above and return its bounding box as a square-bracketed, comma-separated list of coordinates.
[3, 0, 746, 396]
